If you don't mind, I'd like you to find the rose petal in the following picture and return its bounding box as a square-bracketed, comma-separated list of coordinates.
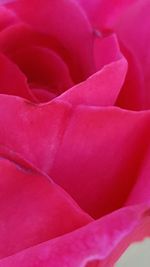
[0, 205, 149, 266]
[77, 0, 150, 110]
[6, 0, 94, 82]
[56, 35, 127, 106]
[31, 88, 57, 102]
[0, 0, 15, 4]
[76, 0, 137, 30]
[0, 52, 36, 101]
[0, 95, 72, 173]
[0, 96, 150, 219]
[115, 44, 145, 110]
[0, 6, 18, 31]
[114, 0, 150, 110]
[93, 34, 124, 71]
[0, 148, 92, 259]
[125, 142, 150, 205]
[50, 105, 150, 218]
[0, 23, 52, 53]
[11, 46, 73, 95]
[57, 58, 127, 106]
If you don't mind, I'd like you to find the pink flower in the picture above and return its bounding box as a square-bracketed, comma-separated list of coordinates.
[0, 1, 149, 266]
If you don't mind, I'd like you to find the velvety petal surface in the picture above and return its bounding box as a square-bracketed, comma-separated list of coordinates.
[126, 145, 150, 206]
[0, 5, 18, 31]
[57, 57, 127, 106]
[76, 0, 137, 30]
[115, 44, 145, 110]
[0, 148, 91, 259]
[77, 0, 150, 111]
[0, 96, 150, 219]
[31, 88, 57, 102]
[0, 205, 149, 266]
[114, 0, 150, 110]
[0, 1, 15, 4]
[6, 0, 94, 83]
[57, 34, 127, 106]
[0, 95, 72, 173]
[0, 23, 53, 53]
[11, 46, 73, 95]
[93, 34, 125, 71]
[50, 105, 150, 218]
[0, 52, 35, 101]
[0, 23, 74, 99]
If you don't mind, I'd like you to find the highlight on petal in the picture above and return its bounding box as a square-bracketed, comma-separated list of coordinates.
[0, 148, 91, 259]
[0, 0, 15, 5]
[31, 88, 57, 102]
[0, 205, 149, 266]
[0, 6, 18, 31]
[56, 41, 127, 106]
[6, 0, 94, 83]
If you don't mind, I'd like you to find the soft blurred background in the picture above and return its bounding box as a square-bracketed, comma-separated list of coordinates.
[116, 238, 150, 267]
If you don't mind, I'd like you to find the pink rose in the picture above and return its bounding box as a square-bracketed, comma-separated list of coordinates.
[0, 1, 149, 267]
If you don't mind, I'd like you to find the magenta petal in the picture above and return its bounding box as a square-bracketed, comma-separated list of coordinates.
[114, 0, 150, 109]
[50, 105, 150, 218]
[0, 205, 149, 266]
[56, 33, 127, 106]
[57, 56, 127, 106]
[0, 6, 18, 31]
[0, 95, 72, 173]
[0, 52, 36, 101]
[126, 146, 150, 205]
[116, 44, 145, 110]
[76, 0, 137, 30]
[93, 34, 124, 71]
[0, 1, 15, 4]
[11, 46, 73, 95]
[7, 0, 94, 82]
[31, 88, 57, 102]
[0, 96, 150, 219]
[0, 149, 91, 259]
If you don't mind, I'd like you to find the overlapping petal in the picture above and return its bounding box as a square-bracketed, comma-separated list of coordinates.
[57, 34, 127, 106]
[0, 1, 149, 266]
[11, 46, 74, 96]
[57, 57, 127, 106]
[114, 0, 150, 110]
[50, 104, 150, 218]
[77, 0, 150, 111]
[0, 52, 35, 100]
[0, 23, 74, 100]
[76, 0, 137, 30]
[0, 95, 150, 219]
[0, 5, 18, 31]
[0, 204, 149, 266]
[0, 148, 92, 259]
[6, 0, 94, 83]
